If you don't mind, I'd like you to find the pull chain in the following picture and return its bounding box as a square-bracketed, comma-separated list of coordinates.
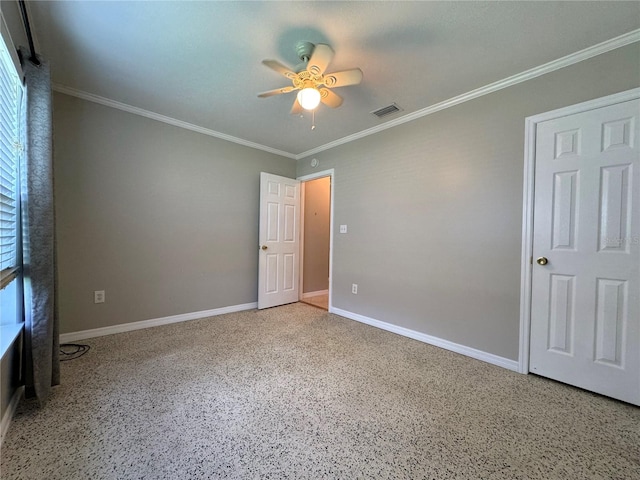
[311, 109, 316, 130]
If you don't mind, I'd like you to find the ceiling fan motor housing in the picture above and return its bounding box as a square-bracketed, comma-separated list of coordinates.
[295, 41, 315, 62]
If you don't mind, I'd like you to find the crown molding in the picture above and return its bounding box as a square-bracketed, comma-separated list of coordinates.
[53, 29, 639, 161]
[296, 28, 640, 159]
[52, 84, 297, 160]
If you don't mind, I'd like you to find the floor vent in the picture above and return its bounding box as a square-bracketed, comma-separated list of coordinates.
[371, 103, 403, 118]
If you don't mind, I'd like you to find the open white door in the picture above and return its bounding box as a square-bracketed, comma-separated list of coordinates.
[529, 97, 639, 405]
[258, 172, 300, 309]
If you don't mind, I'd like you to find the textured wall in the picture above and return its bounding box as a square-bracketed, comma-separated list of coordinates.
[54, 93, 296, 334]
[0, 1, 28, 53]
[303, 176, 330, 293]
[297, 43, 640, 361]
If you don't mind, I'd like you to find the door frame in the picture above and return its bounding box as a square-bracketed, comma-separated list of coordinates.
[297, 168, 335, 312]
[518, 87, 640, 374]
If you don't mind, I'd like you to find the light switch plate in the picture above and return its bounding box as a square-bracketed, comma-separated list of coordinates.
[340, 225, 347, 233]
[94, 290, 105, 304]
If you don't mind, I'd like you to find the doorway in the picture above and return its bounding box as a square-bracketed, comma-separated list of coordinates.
[298, 170, 334, 311]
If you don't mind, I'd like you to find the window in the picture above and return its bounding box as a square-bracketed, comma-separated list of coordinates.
[0, 19, 23, 352]
[0, 27, 22, 292]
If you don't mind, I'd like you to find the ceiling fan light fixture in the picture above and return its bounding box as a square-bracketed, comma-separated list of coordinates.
[297, 87, 321, 110]
[259, 42, 362, 116]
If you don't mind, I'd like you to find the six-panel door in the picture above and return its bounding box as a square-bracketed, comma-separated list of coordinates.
[530, 99, 639, 405]
[258, 172, 300, 309]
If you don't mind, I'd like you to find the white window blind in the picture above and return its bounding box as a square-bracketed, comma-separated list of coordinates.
[0, 35, 21, 276]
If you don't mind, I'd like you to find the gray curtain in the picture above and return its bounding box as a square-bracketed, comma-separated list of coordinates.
[20, 49, 59, 405]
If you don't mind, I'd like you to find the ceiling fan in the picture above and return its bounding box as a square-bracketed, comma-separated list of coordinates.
[258, 42, 363, 114]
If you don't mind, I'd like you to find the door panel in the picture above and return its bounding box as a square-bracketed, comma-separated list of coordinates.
[599, 165, 631, 252]
[530, 98, 639, 405]
[551, 171, 578, 250]
[547, 274, 575, 355]
[283, 253, 295, 291]
[258, 172, 300, 309]
[594, 278, 626, 367]
[284, 204, 296, 242]
[267, 202, 279, 242]
[265, 254, 278, 293]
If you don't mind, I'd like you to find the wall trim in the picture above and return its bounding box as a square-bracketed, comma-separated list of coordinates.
[59, 302, 258, 343]
[1, 385, 23, 445]
[51, 30, 639, 161]
[301, 290, 329, 299]
[518, 87, 640, 374]
[51, 84, 297, 160]
[297, 29, 640, 159]
[332, 307, 519, 372]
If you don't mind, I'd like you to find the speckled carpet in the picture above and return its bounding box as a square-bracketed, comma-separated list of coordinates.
[1, 303, 638, 479]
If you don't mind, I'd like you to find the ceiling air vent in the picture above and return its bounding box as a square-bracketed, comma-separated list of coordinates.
[371, 103, 403, 119]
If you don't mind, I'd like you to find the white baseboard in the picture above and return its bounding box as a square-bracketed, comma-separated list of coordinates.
[301, 290, 329, 299]
[59, 302, 258, 343]
[1, 385, 24, 445]
[331, 307, 519, 372]
[59, 301, 519, 372]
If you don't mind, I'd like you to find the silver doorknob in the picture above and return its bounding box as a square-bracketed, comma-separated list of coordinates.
[536, 257, 548, 266]
[261, 245, 268, 251]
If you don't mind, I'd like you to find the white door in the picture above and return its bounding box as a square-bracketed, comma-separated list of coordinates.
[258, 172, 300, 309]
[530, 98, 639, 405]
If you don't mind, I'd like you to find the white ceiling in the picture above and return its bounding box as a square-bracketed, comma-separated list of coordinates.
[27, 1, 640, 157]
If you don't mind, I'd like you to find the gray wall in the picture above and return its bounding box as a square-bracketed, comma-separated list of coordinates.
[297, 44, 640, 361]
[1, 1, 28, 52]
[54, 93, 296, 334]
[302, 176, 330, 293]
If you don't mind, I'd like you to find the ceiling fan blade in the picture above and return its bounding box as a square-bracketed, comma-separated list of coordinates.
[319, 88, 343, 108]
[290, 97, 303, 115]
[307, 44, 334, 76]
[257, 86, 296, 98]
[323, 68, 363, 88]
[262, 60, 297, 79]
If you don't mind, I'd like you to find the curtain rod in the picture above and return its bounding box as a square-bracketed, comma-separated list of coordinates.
[18, 0, 40, 66]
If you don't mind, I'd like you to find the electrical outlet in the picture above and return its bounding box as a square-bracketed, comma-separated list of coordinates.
[94, 290, 105, 304]
[340, 225, 347, 234]
[352, 284, 358, 294]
